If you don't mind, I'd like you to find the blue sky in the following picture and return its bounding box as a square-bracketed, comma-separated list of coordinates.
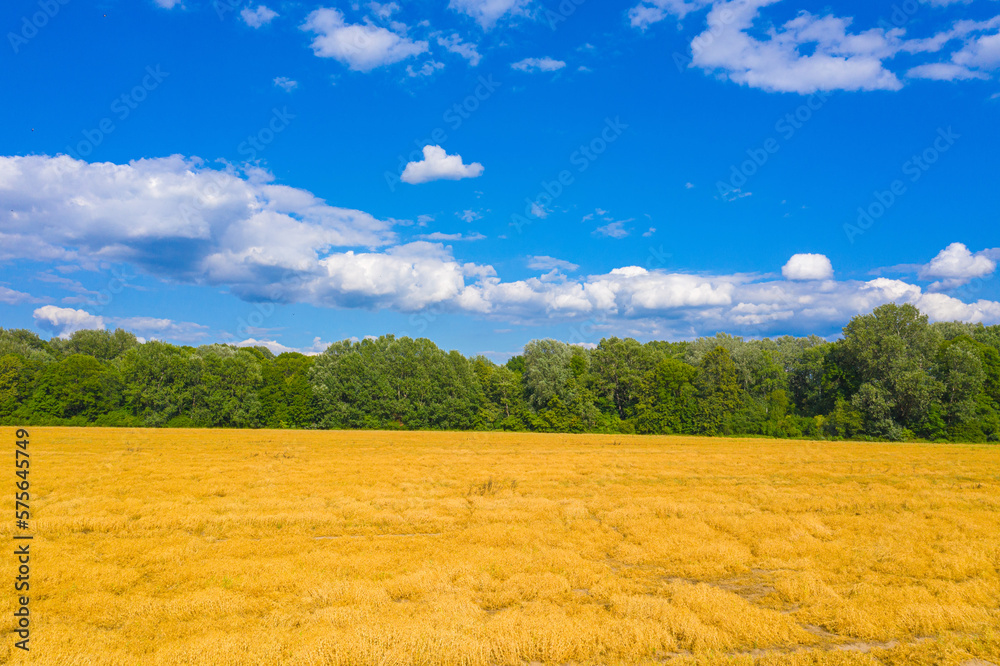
[1, 0, 998, 360]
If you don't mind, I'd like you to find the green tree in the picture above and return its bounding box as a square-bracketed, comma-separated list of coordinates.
[27, 354, 121, 422]
[52, 328, 138, 360]
[693, 346, 742, 435]
[634, 358, 698, 434]
[840, 303, 943, 439]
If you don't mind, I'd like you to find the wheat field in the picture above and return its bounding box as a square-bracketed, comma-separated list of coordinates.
[0, 428, 998, 665]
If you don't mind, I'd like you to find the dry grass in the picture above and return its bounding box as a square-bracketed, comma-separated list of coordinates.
[1, 427, 999, 665]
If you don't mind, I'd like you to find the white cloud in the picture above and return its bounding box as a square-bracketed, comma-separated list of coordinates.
[417, 231, 487, 241]
[527, 256, 580, 272]
[593, 221, 631, 239]
[241, 5, 278, 28]
[511, 57, 566, 72]
[314, 242, 471, 311]
[782, 253, 834, 281]
[635, 1, 1000, 93]
[301, 8, 428, 72]
[401, 145, 484, 184]
[459, 209, 483, 223]
[437, 33, 482, 66]
[448, 0, 531, 29]
[0, 154, 395, 300]
[688, 1, 903, 94]
[8, 157, 1000, 338]
[919, 242, 997, 290]
[33, 306, 105, 338]
[112, 316, 210, 343]
[909, 26, 1000, 80]
[643, 227, 657, 237]
[907, 62, 987, 80]
[153, 0, 182, 8]
[629, 0, 712, 29]
[273, 76, 298, 92]
[235, 336, 331, 355]
[685, 182, 695, 189]
[953, 30, 1000, 70]
[367, 2, 400, 20]
[0, 286, 39, 305]
[406, 60, 446, 78]
[529, 202, 548, 219]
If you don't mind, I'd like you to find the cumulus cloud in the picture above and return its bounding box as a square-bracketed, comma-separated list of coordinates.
[33, 306, 105, 338]
[448, 0, 531, 29]
[687, 1, 903, 94]
[593, 221, 631, 239]
[638, 0, 1000, 94]
[511, 57, 566, 72]
[909, 25, 1000, 81]
[401, 145, 484, 184]
[437, 33, 482, 66]
[919, 242, 997, 290]
[241, 5, 278, 28]
[0, 154, 395, 302]
[7, 159, 1000, 339]
[782, 253, 834, 281]
[301, 8, 428, 72]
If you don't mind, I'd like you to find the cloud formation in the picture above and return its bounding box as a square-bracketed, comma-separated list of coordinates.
[634, 0, 1000, 94]
[919, 242, 998, 290]
[782, 253, 834, 281]
[302, 8, 428, 71]
[448, 0, 531, 29]
[438, 33, 482, 66]
[401, 145, 485, 184]
[33, 306, 105, 338]
[511, 57, 566, 72]
[273, 76, 298, 92]
[6, 156, 1000, 340]
[527, 256, 580, 272]
[241, 5, 278, 28]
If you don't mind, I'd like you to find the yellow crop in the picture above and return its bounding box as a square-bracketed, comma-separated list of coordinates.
[1, 428, 998, 665]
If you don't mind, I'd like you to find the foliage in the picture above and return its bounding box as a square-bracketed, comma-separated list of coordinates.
[2, 302, 999, 441]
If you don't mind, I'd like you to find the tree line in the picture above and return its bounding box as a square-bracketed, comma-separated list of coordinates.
[1, 303, 998, 442]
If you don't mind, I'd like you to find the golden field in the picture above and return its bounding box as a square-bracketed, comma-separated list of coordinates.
[1, 428, 999, 665]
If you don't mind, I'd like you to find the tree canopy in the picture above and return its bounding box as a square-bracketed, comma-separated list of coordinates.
[1, 304, 998, 442]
